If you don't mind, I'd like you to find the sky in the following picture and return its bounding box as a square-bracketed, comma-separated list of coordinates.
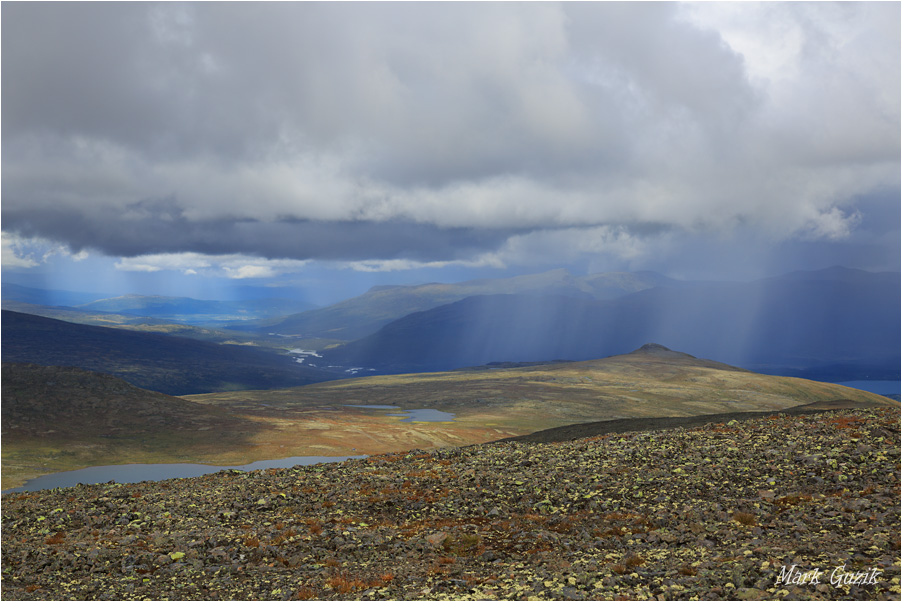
[2, 1, 899, 306]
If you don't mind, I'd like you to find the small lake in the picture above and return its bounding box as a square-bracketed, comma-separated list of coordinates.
[344, 405, 456, 422]
[2, 455, 365, 495]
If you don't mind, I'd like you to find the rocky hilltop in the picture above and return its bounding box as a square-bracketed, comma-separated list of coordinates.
[1, 407, 898, 600]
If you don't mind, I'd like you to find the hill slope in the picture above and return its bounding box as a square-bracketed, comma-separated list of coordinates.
[192, 344, 894, 439]
[1, 310, 343, 395]
[1, 363, 249, 437]
[1, 363, 264, 489]
[322, 268, 900, 378]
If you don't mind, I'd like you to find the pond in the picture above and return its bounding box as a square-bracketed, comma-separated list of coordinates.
[2, 455, 365, 495]
[344, 405, 456, 422]
[5, 405, 457, 494]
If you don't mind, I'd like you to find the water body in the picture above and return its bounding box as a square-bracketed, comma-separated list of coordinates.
[836, 380, 900, 396]
[388, 409, 456, 422]
[3, 455, 365, 495]
[344, 405, 455, 422]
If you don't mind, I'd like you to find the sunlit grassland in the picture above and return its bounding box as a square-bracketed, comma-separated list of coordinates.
[189, 352, 889, 424]
[183, 353, 891, 467]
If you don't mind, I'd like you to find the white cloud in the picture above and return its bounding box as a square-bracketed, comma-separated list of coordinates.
[1, 232, 86, 269]
[342, 256, 505, 274]
[114, 252, 310, 279]
[1, 234, 39, 268]
[222, 265, 277, 280]
[486, 225, 650, 269]
[115, 253, 210, 274]
[800, 207, 863, 241]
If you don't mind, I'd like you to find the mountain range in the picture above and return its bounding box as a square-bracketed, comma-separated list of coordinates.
[321, 267, 900, 379]
[2, 266, 898, 391]
[255, 269, 675, 340]
[76, 294, 317, 324]
[1, 283, 317, 326]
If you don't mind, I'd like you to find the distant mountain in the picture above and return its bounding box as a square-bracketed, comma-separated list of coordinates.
[321, 268, 900, 379]
[1, 310, 343, 395]
[1, 282, 110, 307]
[0, 300, 271, 345]
[2, 300, 170, 327]
[777, 265, 901, 285]
[2, 282, 319, 326]
[261, 269, 675, 340]
[76, 294, 317, 324]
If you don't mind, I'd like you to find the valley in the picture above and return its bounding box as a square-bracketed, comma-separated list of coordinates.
[2, 344, 893, 491]
[2, 267, 898, 493]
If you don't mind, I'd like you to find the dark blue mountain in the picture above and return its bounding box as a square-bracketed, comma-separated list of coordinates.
[259, 269, 675, 340]
[322, 268, 900, 380]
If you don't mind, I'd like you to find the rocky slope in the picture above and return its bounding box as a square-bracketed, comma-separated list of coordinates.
[2, 407, 898, 600]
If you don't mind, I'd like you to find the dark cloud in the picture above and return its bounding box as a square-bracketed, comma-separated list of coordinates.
[2, 201, 521, 263]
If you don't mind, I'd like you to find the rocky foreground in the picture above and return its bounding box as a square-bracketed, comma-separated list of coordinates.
[2, 407, 899, 601]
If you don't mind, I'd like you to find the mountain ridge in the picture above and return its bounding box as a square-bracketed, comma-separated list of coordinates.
[260, 269, 675, 340]
[320, 269, 900, 378]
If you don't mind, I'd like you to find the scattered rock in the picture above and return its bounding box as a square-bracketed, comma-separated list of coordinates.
[1, 408, 898, 600]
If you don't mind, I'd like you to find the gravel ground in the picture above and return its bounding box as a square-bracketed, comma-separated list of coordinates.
[1, 407, 899, 601]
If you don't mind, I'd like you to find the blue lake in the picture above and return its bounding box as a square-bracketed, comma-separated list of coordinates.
[2, 455, 365, 495]
[5, 406, 456, 495]
[344, 405, 456, 422]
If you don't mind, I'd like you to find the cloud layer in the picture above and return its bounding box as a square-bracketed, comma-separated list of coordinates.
[2, 2, 899, 272]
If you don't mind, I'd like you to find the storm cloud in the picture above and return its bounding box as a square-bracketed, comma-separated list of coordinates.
[2, 2, 899, 271]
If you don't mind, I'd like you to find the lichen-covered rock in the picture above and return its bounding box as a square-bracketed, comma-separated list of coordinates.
[1, 408, 899, 600]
